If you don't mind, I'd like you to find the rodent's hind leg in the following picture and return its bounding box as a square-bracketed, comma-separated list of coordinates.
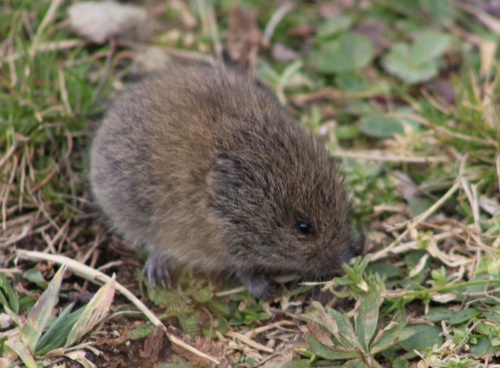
[142, 255, 172, 288]
[236, 270, 278, 299]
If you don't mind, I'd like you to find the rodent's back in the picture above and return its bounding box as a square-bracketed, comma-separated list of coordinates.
[91, 64, 357, 280]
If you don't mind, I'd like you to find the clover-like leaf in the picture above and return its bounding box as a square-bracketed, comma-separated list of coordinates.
[358, 115, 405, 138]
[317, 15, 353, 38]
[312, 33, 374, 73]
[382, 43, 437, 84]
[411, 31, 451, 64]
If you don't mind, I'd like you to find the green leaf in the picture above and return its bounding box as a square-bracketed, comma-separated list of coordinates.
[354, 286, 381, 351]
[306, 334, 358, 360]
[281, 360, 313, 368]
[411, 31, 451, 64]
[20, 266, 66, 354]
[470, 337, 500, 357]
[448, 308, 481, 325]
[420, 0, 457, 24]
[22, 268, 48, 288]
[19, 295, 37, 313]
[397, 325, 443, 353]
[381, 43, 438, 84]
[336, 71, 366, 92]
[327, 308, 363, 351]
[358, 115, 404, 138]
[0, 274, 19, 314]
[483, 310, 500, 324]
[392, 358, 409, 368]
[127, 323, 155, 341]
[179, 312, 200, 337]
[312, 33, 374, 73]
[371, 327, 415, 353]
[343, 359, 364, 368]
[36, 303, 85, 355]
[207, 298, 232, 317]
[202, 316, 229, 338]
[317, 15, 353, 38]
[424, 307, 455, 322]
[367, 263, 404, 280]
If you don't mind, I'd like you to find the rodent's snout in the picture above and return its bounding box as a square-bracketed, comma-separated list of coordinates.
[305, 235, 363, 276]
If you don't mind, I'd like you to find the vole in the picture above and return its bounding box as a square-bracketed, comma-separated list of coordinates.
[90, 63, 360, 298]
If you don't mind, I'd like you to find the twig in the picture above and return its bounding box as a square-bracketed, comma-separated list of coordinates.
[226, 331, 274, 353]
[1, 40, 86, 63]
[333, 150, 449, 163]
[371, 179, 461, 262]
[382, 279, 500, 299]
[15, 249, 220, 365]
[262, 2, 295, 46]
[214, 286, 246, 297]
[388, 227, 464, 255]
[244, 320, 297, 338]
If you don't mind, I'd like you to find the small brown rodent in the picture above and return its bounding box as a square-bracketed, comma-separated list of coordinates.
[90, 63, 360, 298]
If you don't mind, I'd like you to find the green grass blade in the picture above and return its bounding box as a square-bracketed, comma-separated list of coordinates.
[0, 273, 19, 314]
[20, 265, 66, 354]
[36, 302, 81, 355]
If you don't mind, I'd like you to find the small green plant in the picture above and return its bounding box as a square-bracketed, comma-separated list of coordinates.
[322, 256, 372, 298]
[3, 267, 115, 367]
[382, 31, 451, 84]
[301, 282, 414, 366]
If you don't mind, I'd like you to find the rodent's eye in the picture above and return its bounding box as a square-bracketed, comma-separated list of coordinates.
[296, 221, 313, 236]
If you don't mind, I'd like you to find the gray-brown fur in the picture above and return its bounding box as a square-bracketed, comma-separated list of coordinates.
[90, 63, 359, 298]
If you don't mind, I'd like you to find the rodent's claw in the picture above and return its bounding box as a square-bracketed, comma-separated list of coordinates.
[143, 256, 172, 288]
[237, 271, 278, 299]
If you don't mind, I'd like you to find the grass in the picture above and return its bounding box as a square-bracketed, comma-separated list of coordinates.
[1, 0, 499, 367]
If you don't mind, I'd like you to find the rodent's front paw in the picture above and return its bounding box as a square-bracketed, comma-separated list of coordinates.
[237, 271, 278, 299]
[142, 256, 172, 288]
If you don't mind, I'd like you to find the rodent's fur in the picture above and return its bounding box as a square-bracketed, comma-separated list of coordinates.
[90, 63, 360, 297]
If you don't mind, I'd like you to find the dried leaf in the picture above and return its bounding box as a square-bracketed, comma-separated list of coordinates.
[66, 350, 97, 368]
[140, 325, 165, 360]
[307, 320, 333, 348]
